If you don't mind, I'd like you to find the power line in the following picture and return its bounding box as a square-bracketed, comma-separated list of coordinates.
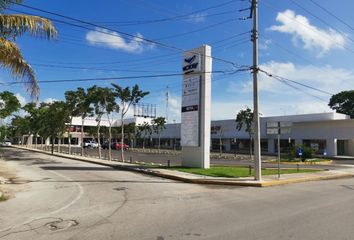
[309, 0, 354, 31]
[9, 2, 243, 67]
[260, 1, 354, 55]
[155, 18, 237, 41]
[25, 30, 251, 66]
[0, 70, 244, 86]
[258, 68, 333, 95]
[288, 0, 354, 44]
[91, 10, 237, 27]
[258, 34, 354, 90]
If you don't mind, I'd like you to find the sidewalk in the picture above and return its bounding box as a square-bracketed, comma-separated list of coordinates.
[11, 146, 354, 187]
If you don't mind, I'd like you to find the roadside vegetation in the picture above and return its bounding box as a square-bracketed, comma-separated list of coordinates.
[172, 166, 321, 178]
[0, 83, 152, 162]
[0, 193, 8, 202]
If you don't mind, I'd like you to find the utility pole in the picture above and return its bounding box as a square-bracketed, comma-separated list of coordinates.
[251, 0, 262, 181]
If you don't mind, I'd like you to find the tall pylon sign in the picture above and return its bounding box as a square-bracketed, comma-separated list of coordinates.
[181, 45, 212, 168]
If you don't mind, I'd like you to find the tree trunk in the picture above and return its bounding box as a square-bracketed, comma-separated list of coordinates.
[57, 135, 61, 153]
[108, 124, 112, 161]
[97, 121, 101, 159]
[68, 119, 72, 155]
[51, 136, 54, 155]
[81, 117, 84, 156]
[219, 136, 222, 157]
[158, 134, 161, 153]
[249, 136, 253, 161]
[143, 137, 145, 151]
[35, 133, 38, 149]
[120, 112, 125, 163]
[41, 137, 43, 150]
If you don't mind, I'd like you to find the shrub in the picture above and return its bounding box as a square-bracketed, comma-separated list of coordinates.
[291, 144, 313, 161]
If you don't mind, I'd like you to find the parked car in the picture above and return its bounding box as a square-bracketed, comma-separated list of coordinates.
[111, 142, 129, 150]
[0, 141, 12, 147]
[83, 140, 99, 148]
[102, 141, 110, 149]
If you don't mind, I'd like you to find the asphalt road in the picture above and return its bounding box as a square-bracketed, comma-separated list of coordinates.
[1, 148, 354, 240]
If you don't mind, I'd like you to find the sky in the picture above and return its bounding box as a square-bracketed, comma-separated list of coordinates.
[1, 0, 354, 122]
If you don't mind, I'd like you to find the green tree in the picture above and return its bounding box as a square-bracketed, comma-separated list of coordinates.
[328, 90, 354, 118]
[0, 0, 57, 98]
[0, 91, 21, 118]
[138, 121, 152, 151]
[41, 101, 69, 154]
[22, 102, 42, 148]
[64, 90, 79, 154]
[73, 88, 93, 156]
[11, 115, 30, 144]
[152, 117, 166, 152]
[236, 107, 254, 159]
[112, 84, 149, 162]
[88, 86, 116, 159]
[124, 122, 136, 149]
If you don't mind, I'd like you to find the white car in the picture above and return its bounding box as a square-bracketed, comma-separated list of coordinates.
[0, 141, 12, 147]
[83, 140, 98, 148]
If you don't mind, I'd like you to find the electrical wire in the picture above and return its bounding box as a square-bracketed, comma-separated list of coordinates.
[288, 0, 354, 44]
[309, 0, 354, 31]
[260, 1, 354, 55]
[0, 70, 250, 86]
[9, 2, 244, 67]
[258, 68, 332, 103]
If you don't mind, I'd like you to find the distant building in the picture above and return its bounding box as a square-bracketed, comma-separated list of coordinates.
[150, 112, 354, 157]
[23, 113, 354, 157]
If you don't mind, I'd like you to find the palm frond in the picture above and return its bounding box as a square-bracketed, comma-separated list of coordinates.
[0, 37, 39, 99]
[0, 14, 57, 39]
[0, 0, 22, 11]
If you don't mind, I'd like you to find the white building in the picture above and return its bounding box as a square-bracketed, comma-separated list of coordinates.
[151, 112, 354, 157]
[23, 112, 354, 157]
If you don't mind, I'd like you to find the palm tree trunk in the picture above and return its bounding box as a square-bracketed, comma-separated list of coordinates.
[41, 136, 43, 150]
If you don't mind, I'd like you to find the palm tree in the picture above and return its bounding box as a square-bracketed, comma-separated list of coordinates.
[0, 0, 57, 98]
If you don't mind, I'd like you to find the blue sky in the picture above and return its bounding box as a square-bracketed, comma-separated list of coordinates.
[2, 0, 354, 122]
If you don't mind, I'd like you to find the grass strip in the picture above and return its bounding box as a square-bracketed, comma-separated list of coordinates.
[171, 166, 321, 178]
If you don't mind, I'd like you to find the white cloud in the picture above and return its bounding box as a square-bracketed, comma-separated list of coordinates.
[44, 98, 58, 104]
[186, 13, 206, 23]
[259, 39, 272, 51]
[167, 93, 181, 122]
[229, 61, 354, 95]
[269, 9, 346, 55]
[15, 93, 26, 107]
[212, 101, 251, 120]
[226, 61, 354, 116]
[86, 28, 153, 53]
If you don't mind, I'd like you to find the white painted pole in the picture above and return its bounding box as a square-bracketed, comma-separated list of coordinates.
[252, 0, 261, 181]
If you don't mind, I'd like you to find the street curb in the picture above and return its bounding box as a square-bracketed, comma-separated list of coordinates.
[10, 146, 354, 187]
[266, 160, 333, 165]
